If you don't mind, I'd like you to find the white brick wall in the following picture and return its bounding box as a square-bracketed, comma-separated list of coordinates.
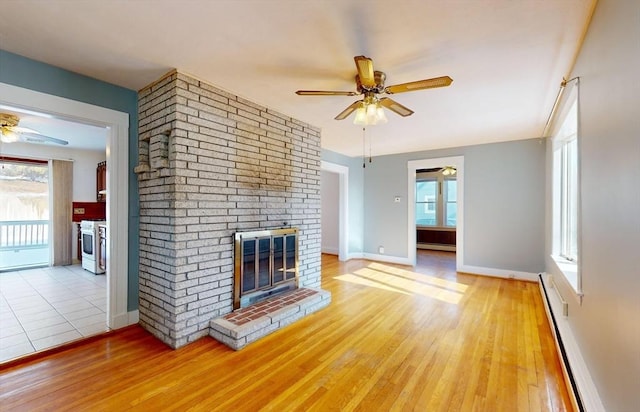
[136, 71, 321, 348]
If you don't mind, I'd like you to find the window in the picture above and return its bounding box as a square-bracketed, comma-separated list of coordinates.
[552, 99, 580, 293]
[416, 170, 457, 228]
[0, 158, 50, 270]
[416, 179, 437, 226]
[560, 137, 578, 261]
[444, 179, 457, 227]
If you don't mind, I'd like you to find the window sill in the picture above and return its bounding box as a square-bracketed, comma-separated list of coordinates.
[550, 255, 583, 303]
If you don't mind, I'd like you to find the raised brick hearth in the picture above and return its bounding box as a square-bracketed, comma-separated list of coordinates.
[210, 288, 330, 350]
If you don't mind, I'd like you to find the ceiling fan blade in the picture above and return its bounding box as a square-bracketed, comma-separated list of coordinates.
[12, 126, 40, 134]
[19, 132, 69, 146]
[335, 101, 362, 120]
[296, 90, 357, 96]
[385, 76, 453, 94]
[379, 97, 414, 117]
[354, 56, 376, 88]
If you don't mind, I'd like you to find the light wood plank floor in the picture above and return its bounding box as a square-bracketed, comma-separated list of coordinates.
[0, 251, 572, 411]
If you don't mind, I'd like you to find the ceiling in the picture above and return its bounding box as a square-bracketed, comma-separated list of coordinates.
[0, 1, 595, 157]
[0, 105, 107, 151]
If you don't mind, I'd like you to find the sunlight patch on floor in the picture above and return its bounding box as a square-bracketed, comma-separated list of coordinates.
[367, 262, 468, 293]
[334, 262, 467, 304]
[333, 273, 412, 295]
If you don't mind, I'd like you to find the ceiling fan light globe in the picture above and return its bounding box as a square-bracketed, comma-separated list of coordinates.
[442, 166, 457, 176]
[366, 104, 379, 124]
[353, 107, 367, 125]
[1, 129, 20, 143]
[376, 107, 388, 124]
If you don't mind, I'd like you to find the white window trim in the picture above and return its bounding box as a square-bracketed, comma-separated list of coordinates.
[551, 86, 582, 299]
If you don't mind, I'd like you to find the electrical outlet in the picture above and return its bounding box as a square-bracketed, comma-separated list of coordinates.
[379, 246, 385, 254]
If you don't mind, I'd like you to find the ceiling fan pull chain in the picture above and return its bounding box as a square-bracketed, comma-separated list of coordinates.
[369, 129, 372, 163]
[362, 127, 366, 168]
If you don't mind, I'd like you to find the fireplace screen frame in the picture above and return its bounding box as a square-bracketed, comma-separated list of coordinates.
[233, 227, 299, 310]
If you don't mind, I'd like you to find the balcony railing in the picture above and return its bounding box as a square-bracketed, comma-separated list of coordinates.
[0, 220, 49, 250]
[0, 220, 49, 271]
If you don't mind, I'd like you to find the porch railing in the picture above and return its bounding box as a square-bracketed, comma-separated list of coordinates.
[0, 220, 49, 251]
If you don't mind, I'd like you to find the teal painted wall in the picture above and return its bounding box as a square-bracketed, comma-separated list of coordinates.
[323, 138, 546, 274]
[0, 50, 139, 311]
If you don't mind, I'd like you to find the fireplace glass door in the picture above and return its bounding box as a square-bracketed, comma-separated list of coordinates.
[242, 239, 256, 292]
[258, 238, 271, 289]
[236, 228, 299, 307]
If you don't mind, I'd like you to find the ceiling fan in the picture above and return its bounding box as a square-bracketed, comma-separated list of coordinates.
[296, 55, 453, 124]
[0, 113, 68, 145]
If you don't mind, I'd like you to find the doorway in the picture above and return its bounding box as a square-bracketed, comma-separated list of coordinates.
[320, 161, 349, 261]
[321, 170, 340, 256]
[0, 157, 50, 271]
[0, 82, 131, 338]
[407, 156, 464, 268]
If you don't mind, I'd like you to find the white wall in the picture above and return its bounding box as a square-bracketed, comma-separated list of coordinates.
[321, 170, 339, 255]
[544, 0, 640, 409]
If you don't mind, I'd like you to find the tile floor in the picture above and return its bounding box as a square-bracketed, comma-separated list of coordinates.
[0, 264, 108, 363]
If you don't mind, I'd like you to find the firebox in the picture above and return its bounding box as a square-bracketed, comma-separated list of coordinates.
[233, 228, 299, 309]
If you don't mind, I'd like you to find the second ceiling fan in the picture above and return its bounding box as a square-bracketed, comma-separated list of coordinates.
[296, 55, 453, 124]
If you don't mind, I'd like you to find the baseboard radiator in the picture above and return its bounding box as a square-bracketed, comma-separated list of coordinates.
[538, 274, 584, 412]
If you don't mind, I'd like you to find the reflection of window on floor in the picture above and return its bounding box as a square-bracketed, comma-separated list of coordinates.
[0, 157, 50, 271]
[416, 169, 457, 228]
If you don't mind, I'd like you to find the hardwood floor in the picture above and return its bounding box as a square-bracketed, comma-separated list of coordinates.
[0, 251, 572, 411]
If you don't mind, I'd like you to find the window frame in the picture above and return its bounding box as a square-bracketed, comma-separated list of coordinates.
[415, 171, 457, 229]
[443, 177, 457, 228]
[551, 97, 582, 296]
[560, 137, 578, 262]
[415, 178, 439, 227]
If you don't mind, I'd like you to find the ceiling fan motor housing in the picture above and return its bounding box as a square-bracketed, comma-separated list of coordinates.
[356, 71, 386, 94]
[0, 113, 20, 128]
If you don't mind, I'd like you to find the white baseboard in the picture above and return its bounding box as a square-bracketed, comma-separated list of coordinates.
[342, 252, 412, 266]
[321, 247, 339, 255]
[110, 309, 139, 330]
[362, 253, 413, 266]
[128, 309, 139, 325]
[539, 273, 605, 412]
[457, 265, 539, 282]
[345, 252, 364, 261]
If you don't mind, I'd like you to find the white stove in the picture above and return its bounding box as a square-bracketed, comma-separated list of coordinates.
[81, 220, 106, 274]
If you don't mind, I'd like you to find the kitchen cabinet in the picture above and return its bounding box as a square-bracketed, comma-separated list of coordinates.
[98, 225, 107, 272]
[96, 161, 106, 202]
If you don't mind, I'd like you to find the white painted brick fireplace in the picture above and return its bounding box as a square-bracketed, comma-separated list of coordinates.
[135, 71, 325, 348]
